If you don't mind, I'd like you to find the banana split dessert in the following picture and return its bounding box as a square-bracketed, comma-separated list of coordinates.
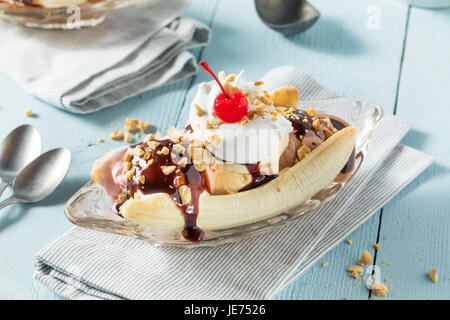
[91, 62, 356, 242]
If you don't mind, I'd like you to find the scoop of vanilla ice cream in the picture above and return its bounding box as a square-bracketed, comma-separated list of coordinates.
[189, 72, 293, 169]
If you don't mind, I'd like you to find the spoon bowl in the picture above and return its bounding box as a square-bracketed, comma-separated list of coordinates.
[12, 148, 71, 203]
[0, 124, 41, 194]
[255, 0, 320, 35]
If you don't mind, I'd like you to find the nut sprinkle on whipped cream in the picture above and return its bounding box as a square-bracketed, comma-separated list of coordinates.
[90, 61, 356, 242]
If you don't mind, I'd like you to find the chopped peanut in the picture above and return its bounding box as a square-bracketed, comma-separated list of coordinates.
[139, 120, 151, 133]
[172, 144, 185, 155]
[270, 86, 299, 109]
[160, 146, 170, 155]
[370, 281, 388, 297]
[118, 192, 127, 203]
[178, 157, 188, 168]
[124, 132, 133, 143]
[358, 250, 373, 265]
[429, 268, 438, 283]
[161, 165, 176, 175]
[25, 109, 33, 117]
[124, 118, 139, 132]
[195, 104, 204, 116]
[178, 185, 192, 205]
[126, 169, 135, 181]
[305, 108, 318, 117]
[297, 144, 311, 161]
[193, 160, 206, 172]
[110, 130, 124, 140]
[147, 141, 160, 149]
[347, 265, 363, 273]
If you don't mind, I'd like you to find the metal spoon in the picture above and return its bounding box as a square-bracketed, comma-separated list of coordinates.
[255, 0, 320, 35]
[0, 125, 42, 196]
[0, 148, 71, 210]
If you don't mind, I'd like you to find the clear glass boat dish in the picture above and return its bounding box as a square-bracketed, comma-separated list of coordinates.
[65, 97, 383, 247]
[0, 0, 157, 29]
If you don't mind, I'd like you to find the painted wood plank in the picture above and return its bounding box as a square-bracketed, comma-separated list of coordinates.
[371, 6, 450, 300]
[176, 0, 408, 299]
[0, 0, 218, 299]
[278, 213, 381, 300]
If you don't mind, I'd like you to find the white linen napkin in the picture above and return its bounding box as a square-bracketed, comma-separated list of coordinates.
[0, 0, 210, 114]
[32, 68, 434, 300]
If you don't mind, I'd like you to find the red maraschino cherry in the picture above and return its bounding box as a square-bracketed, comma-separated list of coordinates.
[199, 61, 248, 123]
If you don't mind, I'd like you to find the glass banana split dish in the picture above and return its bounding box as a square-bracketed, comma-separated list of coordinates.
[0, 0, 147, 28]
[66, 62, 383, 247]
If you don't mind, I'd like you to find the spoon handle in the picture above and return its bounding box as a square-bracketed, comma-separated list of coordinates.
[0, 181, 9, 197]
[0, 197, 19, 211]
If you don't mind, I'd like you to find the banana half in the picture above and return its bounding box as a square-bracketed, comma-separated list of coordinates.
[120, 126, 356, 231]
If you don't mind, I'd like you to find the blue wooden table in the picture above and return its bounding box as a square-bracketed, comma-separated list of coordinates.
[0, 0, 448, 300]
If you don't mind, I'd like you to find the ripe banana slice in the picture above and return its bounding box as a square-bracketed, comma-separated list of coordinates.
[121, 126, 356, 231]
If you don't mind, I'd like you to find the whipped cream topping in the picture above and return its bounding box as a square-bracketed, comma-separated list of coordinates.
[189, 73, 293, 165]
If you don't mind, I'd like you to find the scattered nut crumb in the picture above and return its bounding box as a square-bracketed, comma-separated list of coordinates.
[347, 265, 363, 273]
[373, 243, 379, 251]
[139, 176, 146, 184]
[358, 250, 372, 265]
[110, 130, 124, 140]
[428, 268, 438, 283]
[345, 239, 352, 245]
[124, 118, 139, 132]
[139, 120, 151, 133]
[218, 71, 226, 81]
[254, 80, 264, 86]
[349, 271, 359, 279]
[370, 281, 388, 297]
[124, 132, 133, 143]
[25, 109, 33, 117]
[322, 262, 329, 268]
[384, 278, 389, 282]
[97, 138, 104, 143]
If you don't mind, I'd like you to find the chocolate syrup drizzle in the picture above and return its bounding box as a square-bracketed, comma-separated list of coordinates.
[125, 138, 207, 242]
[287, 111, 355, 174]
[118, 112, 354, 242]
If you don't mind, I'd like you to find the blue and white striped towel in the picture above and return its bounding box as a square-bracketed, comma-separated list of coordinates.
[33, 67, 434, 299]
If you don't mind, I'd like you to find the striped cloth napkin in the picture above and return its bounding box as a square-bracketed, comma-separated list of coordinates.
[0, 0, 210, 114]
[33, 67, 434, 300]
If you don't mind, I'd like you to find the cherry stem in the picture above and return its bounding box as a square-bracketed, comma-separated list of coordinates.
[199, 61, 230, 99]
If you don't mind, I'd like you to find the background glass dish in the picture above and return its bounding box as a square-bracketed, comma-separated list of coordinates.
[0, 0, 156, 29]
[65, 97, 383, 247]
